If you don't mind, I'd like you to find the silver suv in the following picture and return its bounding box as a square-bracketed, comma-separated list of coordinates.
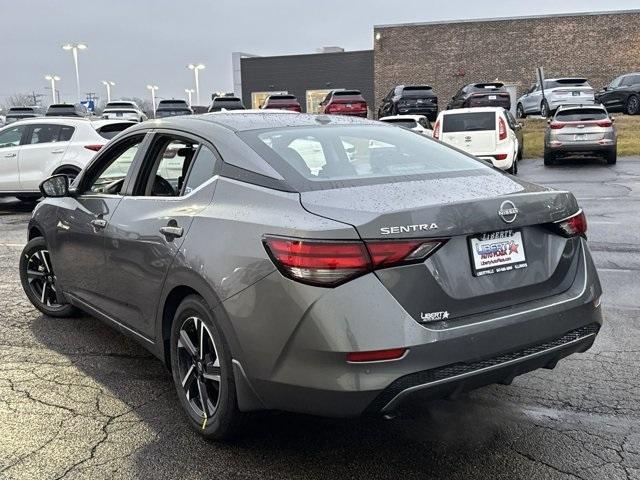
[544, 104, 617, 165]
[517, 78, 594, 118]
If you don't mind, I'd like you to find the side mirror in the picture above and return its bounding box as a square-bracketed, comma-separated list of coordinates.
[39, 174, 69, 198]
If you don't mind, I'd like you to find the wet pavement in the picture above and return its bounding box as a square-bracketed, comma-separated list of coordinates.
[0, 157, 639, 480]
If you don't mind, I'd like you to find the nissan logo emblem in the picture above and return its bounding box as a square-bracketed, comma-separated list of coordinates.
[498, 200, 518, 223]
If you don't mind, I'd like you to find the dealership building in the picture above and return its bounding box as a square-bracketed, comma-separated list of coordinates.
[236, 48, 373, 114]
[236, 9, 640, 117]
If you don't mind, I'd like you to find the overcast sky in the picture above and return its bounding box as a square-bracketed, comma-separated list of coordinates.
[1, 0, 638, 105]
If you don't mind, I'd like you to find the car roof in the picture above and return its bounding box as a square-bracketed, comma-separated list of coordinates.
[556, 103, 605, 111]
[0, 117, 132, 128]
[124, 111, 380, 133]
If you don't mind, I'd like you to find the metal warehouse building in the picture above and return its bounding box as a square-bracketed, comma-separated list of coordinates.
[374, 9, 640, 112]
[239, 49, 374, 114]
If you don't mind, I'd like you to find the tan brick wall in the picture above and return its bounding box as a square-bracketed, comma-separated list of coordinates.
[373, 11, 640, 114]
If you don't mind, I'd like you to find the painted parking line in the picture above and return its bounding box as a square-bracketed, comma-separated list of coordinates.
[0, 243, 24, 247]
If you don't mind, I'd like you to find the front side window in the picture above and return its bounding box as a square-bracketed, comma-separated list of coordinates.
[28, 124, 61, 145]
[0, 125, 25, 148]
[240, 124, 492, 189]
[87, 136, 145, 194]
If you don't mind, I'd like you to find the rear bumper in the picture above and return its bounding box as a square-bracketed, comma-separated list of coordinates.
[547, 142, 615, 155]
[227, 240, 602, 417]
[397, 106, 438, 115]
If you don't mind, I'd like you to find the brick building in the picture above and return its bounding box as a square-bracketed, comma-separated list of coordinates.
[374, 10, 640, 113]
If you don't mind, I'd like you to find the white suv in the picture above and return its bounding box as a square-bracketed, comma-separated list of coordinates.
[433, 107, 523, 174]
[0, 118, 134, 201]
[102, 101, 147, 122]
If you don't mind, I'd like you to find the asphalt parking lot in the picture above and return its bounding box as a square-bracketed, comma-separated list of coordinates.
[1, 157, 639, 480]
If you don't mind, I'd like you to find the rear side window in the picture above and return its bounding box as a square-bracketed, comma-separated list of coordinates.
[623, 74, 640, 86]
[555, 109, 608, 122]
[442, 112, 496, 132]
[59, 125, 75, 141]
[184, 146, 218, 194]
[96, 123, 134, 139]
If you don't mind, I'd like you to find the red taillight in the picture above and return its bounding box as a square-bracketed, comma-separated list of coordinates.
[549, 122, 565, 129]
[263, 236, 445, 286]
[347, 348, 407, 363]
[596, 120, 612, 127]
[84, 144, 104, 151]
[498, 117, 507, 140]
[494, 153, 508, 160]
[549, 210, 587, 237]
[433, 120, 441, 139]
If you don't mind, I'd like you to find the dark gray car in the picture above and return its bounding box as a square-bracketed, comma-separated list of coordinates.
[20, 112, 603, 439]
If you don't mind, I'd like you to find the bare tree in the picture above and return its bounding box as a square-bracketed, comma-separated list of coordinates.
[2, 93, 43, 110]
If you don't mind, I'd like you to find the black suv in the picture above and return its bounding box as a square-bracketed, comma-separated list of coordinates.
[155, 100, 193, 118]
[378, 85, 438, 121]
[447, 82, 511, 110]
[595, 73, 640, 115]
[208, 96, 245, 112]
[45, 103, 89, 117]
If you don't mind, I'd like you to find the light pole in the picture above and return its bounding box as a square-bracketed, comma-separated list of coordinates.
[102, 80, 115, 103]
[62, 43, 87, 101]
[187, 63, 205, 105]
[146, 85, 159, 117]
[45, 75, 61, 103]
[184, 88, 195, 106]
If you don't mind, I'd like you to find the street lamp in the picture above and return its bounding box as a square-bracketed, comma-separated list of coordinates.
[44, 75, 61, 103]
[184, 88, 195, 106]
[146, 85, 159, 117]
[62, 42, 87, 101]
[187, 63, 205, 106]
[101, 80, 115, 103]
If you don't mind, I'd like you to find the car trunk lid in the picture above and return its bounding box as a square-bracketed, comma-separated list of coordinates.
[440, 111, 497, 154]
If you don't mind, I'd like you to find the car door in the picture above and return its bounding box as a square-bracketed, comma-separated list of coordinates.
[100, 132, 220, 338]
[618, 74, 640, 110]
[18, 123, 74, 191]
[524, 84, 541, 113]
[600, 76, 623, 109]
[50, 132, 149, 311]
[0, 124, 27, 192]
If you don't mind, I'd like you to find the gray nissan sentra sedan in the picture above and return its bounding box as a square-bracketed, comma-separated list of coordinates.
[20, 112, 602, 439]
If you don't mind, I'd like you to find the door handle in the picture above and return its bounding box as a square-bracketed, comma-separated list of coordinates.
[90, 218, 108, 229]
[51, 149, 65, 154]
[4, 153, 16, 158]
[159, 225, 183, 240]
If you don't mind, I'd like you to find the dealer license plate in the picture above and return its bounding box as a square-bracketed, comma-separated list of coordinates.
[469, 229, 527, 276]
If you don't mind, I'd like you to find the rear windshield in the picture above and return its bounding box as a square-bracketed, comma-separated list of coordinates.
[158, 100, 188, 107]
[6, 113, 36, 118]
[8, 107, 37, 113]
[104, 109, 139, 114]
[544, 79, 589, 88]
[381, 118, 418, 129]
[238, 124, 492, 190]
[473, 83, 504, 90]
[106, 102, 135, 109]
[268, 95, 296, 101]
[155, 109, 191, 116]
[555, 109, 608, 122]
[46, 106, 76, 115]
[402, 86, 433, 97]
[96, 122, 134, 139]
[442, 112, 496, 132]
[214, 98, 243, 105]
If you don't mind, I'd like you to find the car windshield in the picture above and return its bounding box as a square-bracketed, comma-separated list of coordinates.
[239, 124, 493, 190]
[382, 119, 418, 128]
[442, 112, 496, 132]
[555, 109, 608, 122]
[401, 87, 433, 97]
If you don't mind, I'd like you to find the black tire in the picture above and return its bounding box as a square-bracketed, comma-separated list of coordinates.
[606, 149, 617, 165]
[507, 157, 518, 175]
[543, 151, 555, 166]
[540, 100, 550, 118]
[625, 95, 640, 115]
[170, 295, 244, 440]
[19, 237, 76, 317]
[15, 194, 40, 203]
[516, 103, 526, 119]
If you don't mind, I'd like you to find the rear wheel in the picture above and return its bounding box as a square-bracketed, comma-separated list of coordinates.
[543, 150, 555, 166]
[507, 156, 518, 175]
[626, 95, 639, 115]
[540, 100, 550, 118]
[606, 149, 617, 165]
[516, 103, 526, 119]
[170, 295, 244, 440]
[19, 237, 76, 317]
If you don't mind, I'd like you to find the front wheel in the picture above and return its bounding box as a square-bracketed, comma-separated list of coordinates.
[626, 95, 639, 115]
[19, 237, 76, 317]
[516, 103, 526, 119]
[170, 295, 244, 440]
[540, 100, 550, 118]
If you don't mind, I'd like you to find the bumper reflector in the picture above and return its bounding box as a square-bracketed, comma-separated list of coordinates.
[347, 348, 407, 363]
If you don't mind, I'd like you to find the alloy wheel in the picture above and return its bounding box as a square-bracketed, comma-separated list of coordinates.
[24, 249, 60, 307]
[627, 96, 639, 115]
[177, 316, 221, 420]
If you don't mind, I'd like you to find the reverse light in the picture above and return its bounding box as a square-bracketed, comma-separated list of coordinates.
[548, 210, 587, 238]
[347, 348, 407, 363]
[263, 236, 446, 287]
[498, 116, 507, 140]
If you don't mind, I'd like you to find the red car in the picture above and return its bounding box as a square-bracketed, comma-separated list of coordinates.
[320, 90, 368, 117]
[261, 94, 302, 112]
